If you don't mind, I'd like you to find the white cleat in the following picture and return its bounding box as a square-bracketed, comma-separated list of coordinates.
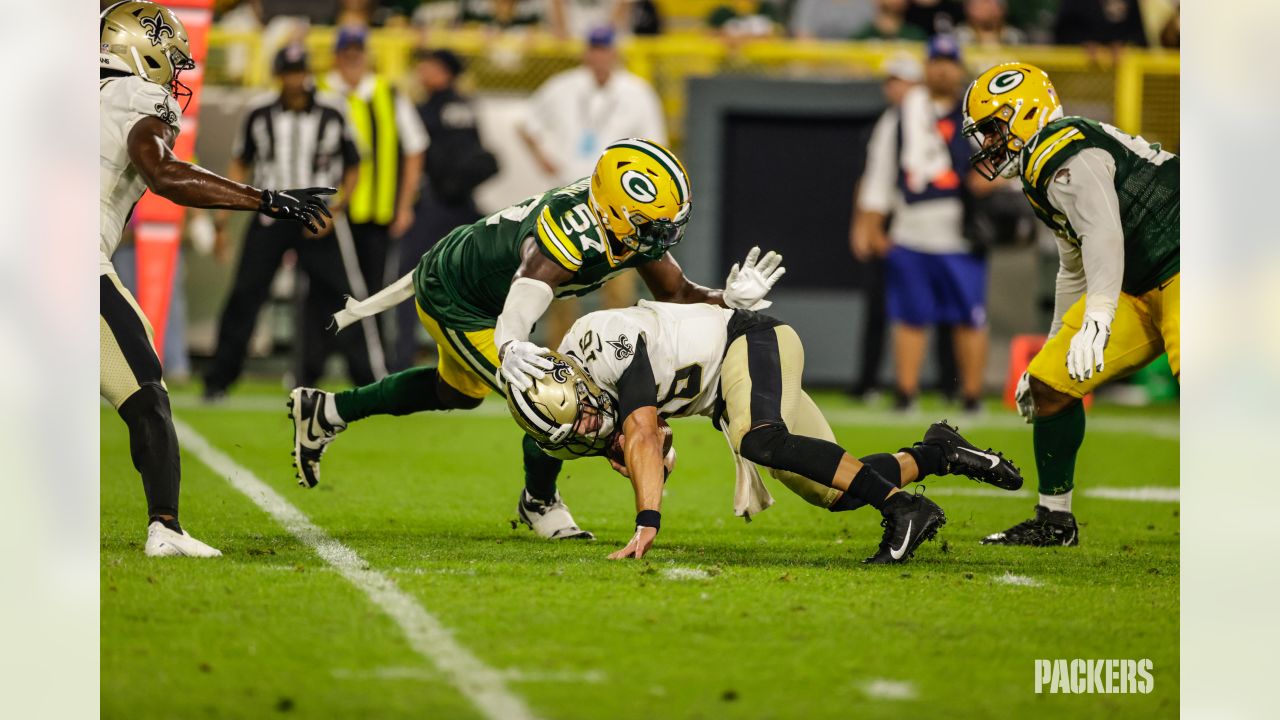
[517, 490, 595, 540]
[145, 522, 222, 558]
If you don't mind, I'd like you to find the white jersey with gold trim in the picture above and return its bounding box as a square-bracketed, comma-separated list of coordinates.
[99, 74, 182, 275]
[558, 301, 734, 419]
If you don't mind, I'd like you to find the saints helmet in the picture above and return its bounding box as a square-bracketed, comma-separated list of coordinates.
[507, 352, 617, 458]
[100, 1, 196, 103]
[589, 138, 692, 261]
[962, 62, 1064, 180]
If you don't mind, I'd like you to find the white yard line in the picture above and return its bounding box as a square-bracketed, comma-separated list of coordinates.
[172, 417, 541, 720]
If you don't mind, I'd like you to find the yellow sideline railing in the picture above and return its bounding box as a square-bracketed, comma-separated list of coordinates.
[205, 28, 1179, 152]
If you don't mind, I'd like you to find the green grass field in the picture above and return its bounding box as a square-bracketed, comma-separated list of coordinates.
[102, 385, 1178, 719]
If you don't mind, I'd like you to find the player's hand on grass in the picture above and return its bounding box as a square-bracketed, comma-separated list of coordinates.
[724, 246, 786, 310]
[1066, 314, 1111, 381]
[259, 187, 336, 233]
[499, 340, 555, 392]
[608, 525, 657, 560]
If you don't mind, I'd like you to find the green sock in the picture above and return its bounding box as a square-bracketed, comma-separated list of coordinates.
[1033, 400, 1086, 496]
[333, 366, 445, 423]
[523, 434, 563, 502]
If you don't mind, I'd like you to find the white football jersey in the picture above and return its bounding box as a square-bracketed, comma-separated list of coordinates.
[558, 301, 734, 419]
[100, 75, 182, 275]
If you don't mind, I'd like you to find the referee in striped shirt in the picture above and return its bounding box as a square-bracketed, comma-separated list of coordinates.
[203, 45, 378, 400]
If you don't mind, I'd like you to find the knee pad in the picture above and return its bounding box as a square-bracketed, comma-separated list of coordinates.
[738, 422, 789, 467]
[740, 421, 848, 484]
[119, 382, 172, 426]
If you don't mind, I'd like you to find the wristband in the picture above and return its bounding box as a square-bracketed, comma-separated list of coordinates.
[635, 509, 661, 530]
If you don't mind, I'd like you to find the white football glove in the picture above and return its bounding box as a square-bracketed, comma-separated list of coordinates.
[1014, 370, 1034, 423]
[723, 247, 786, 310]
[499, 340, 554, 392]
[1066, 314, 1112, 381]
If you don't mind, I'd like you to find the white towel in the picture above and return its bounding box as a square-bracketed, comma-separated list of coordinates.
[899, 85, 952, 195]
[332, 271, 416, 331]
[722, 424, 774, 521]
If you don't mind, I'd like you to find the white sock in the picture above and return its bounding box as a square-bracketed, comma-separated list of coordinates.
[323, 393, 346, 427]
[1039, 490, 1073, 514]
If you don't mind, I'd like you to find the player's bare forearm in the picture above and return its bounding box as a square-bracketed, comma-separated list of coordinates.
[128, 117, 260, 211]
[622, 408, 666, 513]
[638, 254, 726, 307]
[514, 238, 574, 287]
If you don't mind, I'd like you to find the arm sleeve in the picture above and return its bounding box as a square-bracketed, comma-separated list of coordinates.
[493, 277, 556, 349]
[615, 335, 658, 423]
[1046, 148, 1125, 327]
[396, 93, 429, 155]
[857, 110, 899, 214]
[1049, 235, 1087, 338]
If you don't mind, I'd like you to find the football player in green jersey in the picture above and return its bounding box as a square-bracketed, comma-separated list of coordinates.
[962, 63, 1179, 546]
[288, 138, 786, 538]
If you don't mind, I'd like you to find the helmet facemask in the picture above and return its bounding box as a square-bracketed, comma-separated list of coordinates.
[617, 202, 689, 261]
[964, 103, 1024, 181]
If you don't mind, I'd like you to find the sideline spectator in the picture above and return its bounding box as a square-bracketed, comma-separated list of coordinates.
[457, 0, 547, 29]
[392, 49, 497, 370]
[1055, 0, 1147, 48]
[853, 0, 929, 41]
[516, 26, 667, 348]
[1006, 0, 1058, 43]
[857, 36, 991, 413]
[791, 0, 875, 41]
[202, 46, 367, 399]
[707, 1, 786, 38]
[904, 0, 964, 36]
[319, 26, 428, 369]
[548, 0, 638, 40]
[955, 0, 1026, 47]
[848, 54, 922, 401]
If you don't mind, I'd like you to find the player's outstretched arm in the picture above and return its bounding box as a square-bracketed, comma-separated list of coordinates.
[639, 247, 785, 310]
[127, 116, 335, 232]
[608, 406, 666, 561]
[637, 253, 723, 306]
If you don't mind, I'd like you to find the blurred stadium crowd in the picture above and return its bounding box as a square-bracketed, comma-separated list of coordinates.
[105, 0, 1180, 410]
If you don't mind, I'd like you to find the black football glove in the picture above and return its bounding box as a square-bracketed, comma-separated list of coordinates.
[259, 187, 336, 232]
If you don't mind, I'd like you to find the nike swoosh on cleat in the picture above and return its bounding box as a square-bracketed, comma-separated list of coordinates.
[958, 446, 1001, 469]
[889, 520, 913, 560]
[306, 396, 325, 443]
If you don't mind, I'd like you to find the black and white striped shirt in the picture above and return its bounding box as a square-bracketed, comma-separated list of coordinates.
[233, 91, 358, 192]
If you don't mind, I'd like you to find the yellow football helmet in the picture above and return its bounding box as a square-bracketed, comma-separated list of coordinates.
[507, 352, 616, 458]
[962, 62, 1064, 180]
[589, 138, 692, 260]
[100, 1, 195, 104]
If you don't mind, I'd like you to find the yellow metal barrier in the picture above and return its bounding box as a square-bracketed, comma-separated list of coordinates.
[205, 28, 1178, 151]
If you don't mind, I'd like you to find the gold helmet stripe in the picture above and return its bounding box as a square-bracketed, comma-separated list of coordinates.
[1024, 127, 1082, 185]
[608, 139, 689, 203]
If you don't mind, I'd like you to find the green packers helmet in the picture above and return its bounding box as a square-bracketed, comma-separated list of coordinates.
[507, 352, 616, 458]
[100, 1, 196, 103]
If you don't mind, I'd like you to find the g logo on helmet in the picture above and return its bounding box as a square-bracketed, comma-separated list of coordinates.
[987, 69, 1025, 95]
[620, 170, 658, 203]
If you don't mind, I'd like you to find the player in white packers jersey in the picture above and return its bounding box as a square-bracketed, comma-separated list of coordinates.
[100, 2, 334, 556]
[508, 301, 1025, 563]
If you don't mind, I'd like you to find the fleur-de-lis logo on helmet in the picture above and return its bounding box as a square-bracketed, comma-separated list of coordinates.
[549, 358, 572, 383]
[140, 10, 174, 47]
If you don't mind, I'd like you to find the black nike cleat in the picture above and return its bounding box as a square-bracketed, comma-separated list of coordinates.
[981, 505, 1079, 546]
[863, 490, 947, 565]
[921, 421, 1023, 491]
[288, 387, 346, 488]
